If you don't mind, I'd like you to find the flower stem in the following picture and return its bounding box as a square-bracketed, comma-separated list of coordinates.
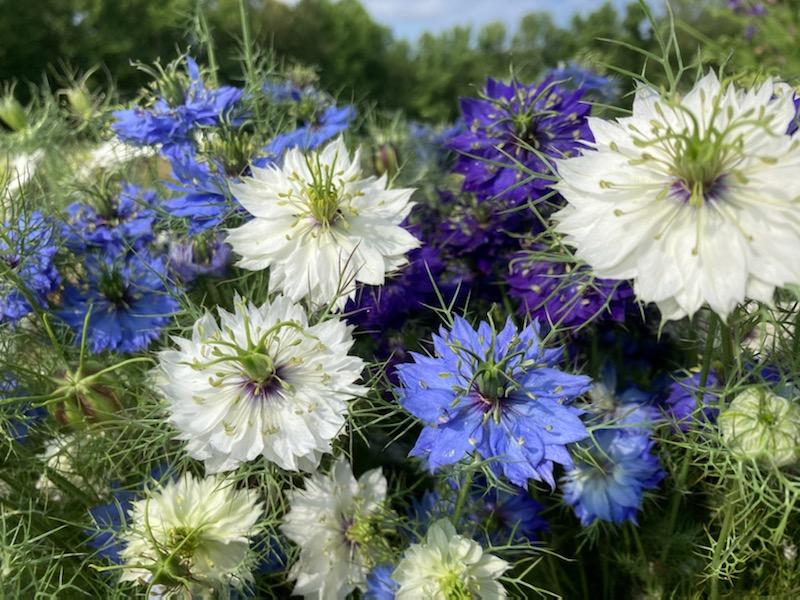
[452, 464, 476, 526]
[709, 504, 735, 600]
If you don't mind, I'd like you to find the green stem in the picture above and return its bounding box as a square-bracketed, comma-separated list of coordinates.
[699, 313, 718, 390]
[452, 465, 475, 525]
[718, 319, 736, 382]
[709, 505, 735, 600]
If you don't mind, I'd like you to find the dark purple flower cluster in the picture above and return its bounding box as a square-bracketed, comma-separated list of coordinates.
[506, 250, 633, 330]
[447, 76, 592, 205]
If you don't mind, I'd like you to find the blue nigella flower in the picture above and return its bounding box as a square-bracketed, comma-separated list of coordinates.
[112, 57, 242, 151]
[561, 428, 664, 526]
[585, 365, 661, 435]
[254, 104, 355, 167]
[166, 233, 231, 283]
[396, 317, 591, 488]
[447, 76, 592, 205]
[1, 376, 47, 442]
[60, 250, 179, 354]
[163, 150, 232, 233]
[63, 184, 157, 253]
[547, 62, 620, 102]
[86, 489, 137, 563]
[365, 564, 399, 600]
[469, 483, 548, 545]
[662, 369, 720, 431]
[0, 211, 60, 323]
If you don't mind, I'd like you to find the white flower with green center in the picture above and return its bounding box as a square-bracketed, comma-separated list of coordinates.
[393, 518, 509, 600]
[719, 388, 800, 467]
[119, 473, 262, 594]
[158, 295, 365, 473]
[281, 460, 388, 599]
[553, 72, 800, 320]
[226, 136, 420, 310]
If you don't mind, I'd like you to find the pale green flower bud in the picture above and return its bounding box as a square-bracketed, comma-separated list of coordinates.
[65, 86, 94, 121]
[719, 388, 800, 467]
[0, 93, 27, 131]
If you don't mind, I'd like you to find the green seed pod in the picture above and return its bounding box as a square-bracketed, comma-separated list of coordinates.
[65, 86, 94, 121]
[719, 388, 800, 467]
[0, 94, 28, 131]
[49, 364, 123, 428]
[372, 142, 401, 178]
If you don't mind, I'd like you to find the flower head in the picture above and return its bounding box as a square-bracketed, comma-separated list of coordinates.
[158, 295, 365, 473]
[719, 387, 800, 467]
[561, 429, 664, 526]
[448, 76, 592, 204]
[119, 473, 262, 595]
[396, 317, 591, 487]
[507, 250, 632, 329]
[60, 250, 178, 353]
[365, 564, 400, 600]
[0, 211, 60, 323]
[662, 369, 720, 431]
[227, 137, 420, 310]
[163, 150, 233, 233]
[554, 72, 800, 320]
[392, 518, 509, 600]
[281, 460, 389, 599]
[63, 184, 157, 253]
[167, 233, 230, 283]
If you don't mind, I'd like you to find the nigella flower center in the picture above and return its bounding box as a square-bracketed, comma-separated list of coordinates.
[99, 271, 132, 306]
[238, 350, 285, 401]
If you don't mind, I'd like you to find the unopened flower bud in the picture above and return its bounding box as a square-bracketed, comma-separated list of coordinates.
[0, 94, 28, 131]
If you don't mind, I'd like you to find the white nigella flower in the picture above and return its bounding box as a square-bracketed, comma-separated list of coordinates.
[281, 459, 388, 599]
[35, 435, 90, 501]
[77, 138, 155, 178]
[119, 473, 262, 594]
[719, 387, 800, 467]
[2, 150, 42, 201]
[226, 136, 420, 310]
[158, 295, 365, 473]
[554, 72, 800, 321]
[393, 518, 509, 600]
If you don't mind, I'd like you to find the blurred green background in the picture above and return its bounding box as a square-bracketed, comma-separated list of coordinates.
[0, 0, 791, 122]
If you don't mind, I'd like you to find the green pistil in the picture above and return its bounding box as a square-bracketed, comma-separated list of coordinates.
[239, 348, 275, 387]
[440, 570, 472, 600]
[167, 526, 200, 560]
[305, 163, 345, 229]
[99, 270, 128, 305]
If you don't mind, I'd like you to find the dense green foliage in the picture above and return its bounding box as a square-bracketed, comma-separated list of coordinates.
[0, 0, 763, 122]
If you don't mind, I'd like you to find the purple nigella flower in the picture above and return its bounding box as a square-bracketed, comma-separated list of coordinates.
[60, 250, 179, 354]
[365, 564, 399, 600]
[63, 184, 157, 253]
[163, 150, 232, 233]
[561, 428, 664, 526]
[507, 251, 632, 329]
[112, 57, 242, 151]
[0, 211, 60, 323]
[167, 234, 231, 283]
[447, 76, 592, 204]
[662, 370, 720, 431]
[254, 104, 355, 167]
[347, 245, 445, 332]
[396, 317, 591, 488]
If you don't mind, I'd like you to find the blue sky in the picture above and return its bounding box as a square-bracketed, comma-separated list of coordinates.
[282, 0, 635, 40]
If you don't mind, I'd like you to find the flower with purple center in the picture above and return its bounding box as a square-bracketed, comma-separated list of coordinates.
[0, 211, 60, 323]
[63, 184, 157, 253]
[163, 150, 233, 233]
[561, 428, 664, 526]
[395, 317, 591, 488]
[167, 233, 231, 283]
[112, 57, 242, 151]
[59, 250, 178, 354]
[447, 76, 592, 204]
[253, 104, 355, 167]
[662, 369, 720, 431]
[507, 249, 632, 330]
